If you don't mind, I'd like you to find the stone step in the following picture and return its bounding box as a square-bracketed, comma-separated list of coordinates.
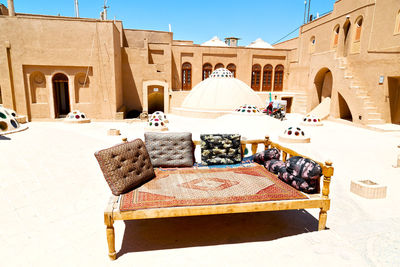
[339, 66, 346, 69]
[367, 112, 382, 119]
[364, 106, 378, 112]
[363, 102, 376, 109]
[350, 85, 361, 89]
[367, 118, 385, 124]
[356, 90, 368, 96]
[344, 75, 353, 79]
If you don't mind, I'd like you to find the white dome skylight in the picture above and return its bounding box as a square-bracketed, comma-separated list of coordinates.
[0, 105, 28, 135]
[210, 68, 233, 78]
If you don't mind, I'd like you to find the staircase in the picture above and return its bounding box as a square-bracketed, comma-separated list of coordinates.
[294, 94, 308, 113]
[337, 57, 385, 124]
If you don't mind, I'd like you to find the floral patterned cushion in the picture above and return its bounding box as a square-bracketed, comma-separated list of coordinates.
[254, 148, 281, 164]
[264, 159, 286, 175]
[277, 156, 322, 193]
[200, 134, 241, 165]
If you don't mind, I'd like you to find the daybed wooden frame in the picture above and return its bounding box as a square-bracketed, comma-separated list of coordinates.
[104, 136, 333, 260]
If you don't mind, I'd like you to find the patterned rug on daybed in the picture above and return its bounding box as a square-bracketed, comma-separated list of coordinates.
[120, 163, 308, 211]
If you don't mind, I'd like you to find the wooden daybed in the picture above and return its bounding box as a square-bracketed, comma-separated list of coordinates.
[104, 136, 333, 260]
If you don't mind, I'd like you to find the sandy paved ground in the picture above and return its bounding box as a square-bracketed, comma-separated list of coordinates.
[1, 114, 400, 266]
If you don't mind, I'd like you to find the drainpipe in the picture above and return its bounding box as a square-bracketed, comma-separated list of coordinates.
[5, 41, 16, 110]
[7, 0, 15, 16]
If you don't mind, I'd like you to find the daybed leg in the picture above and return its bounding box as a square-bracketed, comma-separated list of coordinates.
[318, 208, 327, 231]
[105, 215, 117, 260]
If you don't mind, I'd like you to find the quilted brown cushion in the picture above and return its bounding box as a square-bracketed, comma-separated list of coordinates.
[144, 132, 194, 167]
[94, 139, 155, 196]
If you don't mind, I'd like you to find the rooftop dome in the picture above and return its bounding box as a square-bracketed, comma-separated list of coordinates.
[177, 69, 264, 117]
[247, 38, 274, 49]
[201, 36, 228, 47]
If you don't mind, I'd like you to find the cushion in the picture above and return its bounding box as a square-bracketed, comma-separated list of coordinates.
[94, 139, 155, 196]
[200, 134, 241, 165]
[144, 132, 194, 167]
[285, 156, 322, 180]
[264, 159, 286, 175]
[254, 148, 281, 165]
[278, 171, 318, 193]
[277, 156, 322, 193]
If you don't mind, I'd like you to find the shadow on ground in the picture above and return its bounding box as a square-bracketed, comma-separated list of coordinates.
[117, 209, 319, 258]
[0, 135, 11, 140]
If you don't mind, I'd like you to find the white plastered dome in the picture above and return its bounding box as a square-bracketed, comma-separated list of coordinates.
[65, 110, 90, 123]
[0, 105, 28, 135]
[279, 125, 310, 143]
[181, 69, 264, 112]
[201, 36, 228, 47]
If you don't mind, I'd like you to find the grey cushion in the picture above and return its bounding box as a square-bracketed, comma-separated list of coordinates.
[200, 134, 241, 165]
[144, 132, 194, 167]
[94, 139, 155, 196]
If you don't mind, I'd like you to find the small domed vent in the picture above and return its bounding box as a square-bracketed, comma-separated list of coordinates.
[279, 125, 310, 143]
[0, 105, 28, 135]
[146, 111, 169, 131]
[301, 114, 323, 126]
[65, 110, 90, 123]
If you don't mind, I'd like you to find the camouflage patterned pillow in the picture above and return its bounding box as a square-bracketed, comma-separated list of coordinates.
[200, 134, 241, 165]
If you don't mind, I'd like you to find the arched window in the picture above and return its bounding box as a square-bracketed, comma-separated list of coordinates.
[396, 10, 400, 34]
[262, 64, 273, 91]
[354, 16, 363, 42]
[182, 62, 192, 90]
[333, 25, 340, 48]
[202, 63, 212, 80]
[214, 63, 224, 70]
[251, 64, 261, 91]
[274, 65, 284, 91]
[227, 63, 236, 77]
[310, 36, 316, 53]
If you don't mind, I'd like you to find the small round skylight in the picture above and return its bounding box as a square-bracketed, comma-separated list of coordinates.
[210, 68, 233, 78]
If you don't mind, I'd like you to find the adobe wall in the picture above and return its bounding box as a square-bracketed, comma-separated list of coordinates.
[0, 14, 122, 120]
[121, 29, 172, 113]
[288, 0, 400, 124]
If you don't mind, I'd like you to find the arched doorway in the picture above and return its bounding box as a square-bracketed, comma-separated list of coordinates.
[182, 62, 192, 90]
[388, 77, 400, 125]
[262, 64, 272, 91]
[251, 64, 261, 91]
[313, 68, 333, 109]
[227, 63, 236, 77]
[147, 85, 164, 114]
[338, 92, 352, 121]
[202, 63, 212, 80]
[273, 65, 284, 91]
[52, 73, 70, 118]
[214, 63, 224, 70]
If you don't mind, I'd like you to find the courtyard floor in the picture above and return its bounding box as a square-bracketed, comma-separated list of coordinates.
[1, 113, 400, 266]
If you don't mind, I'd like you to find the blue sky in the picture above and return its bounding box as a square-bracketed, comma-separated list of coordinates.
[4, 0, 336, 45]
